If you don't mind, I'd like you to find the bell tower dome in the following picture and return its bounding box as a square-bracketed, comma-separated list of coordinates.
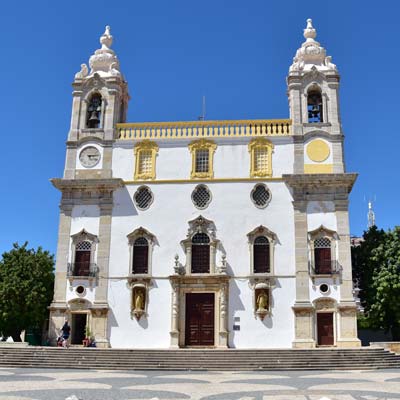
[287, 19, 344, 174]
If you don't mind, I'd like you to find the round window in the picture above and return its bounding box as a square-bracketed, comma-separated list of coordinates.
[251, 184, 271, 208]
[191, 185, 212, 209]
[319, 283, 329, 294]
[134, 186, 154, 211]
[76, 285, 86, 296]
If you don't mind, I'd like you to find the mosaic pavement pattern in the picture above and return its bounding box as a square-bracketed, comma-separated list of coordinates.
[0, 368, 400, 400]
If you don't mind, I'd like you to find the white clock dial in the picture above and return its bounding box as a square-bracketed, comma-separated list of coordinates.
[79, 146, 101, 168]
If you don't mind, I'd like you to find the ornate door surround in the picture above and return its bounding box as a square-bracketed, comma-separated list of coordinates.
[169, 275, 229, 348]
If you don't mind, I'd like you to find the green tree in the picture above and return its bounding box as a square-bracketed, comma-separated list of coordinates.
[352, 226, 386, 309]
[367, 227, 400, 340]
[0, 243, 54, 342]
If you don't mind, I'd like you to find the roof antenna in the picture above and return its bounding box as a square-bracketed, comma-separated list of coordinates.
[198, 96, 206, 121]
[366, 195, 376, 228]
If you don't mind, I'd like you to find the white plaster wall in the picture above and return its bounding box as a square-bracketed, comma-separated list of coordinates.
[229, 278, 295, 348]
[307, 201, 336, 232]
[75, 143, 104, 170]
[108, 278, 171, 348]
[108, 181, 296, 348]
[309, 277, 340, 303]
[66, 282, 96, 304]
[112, 139, 294, 181]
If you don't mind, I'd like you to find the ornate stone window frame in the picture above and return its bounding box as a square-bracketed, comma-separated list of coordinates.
[247, 225, 277, 276]
[189, 139, 217, 179]
[180, 216, 220, 275]
[134, 140, 159, 180]
[191, 184, 212, 210]
[308, 225, 340, 281]
[127, 227, 156, 277]
[248, 138, 274, 178]
[69, 229, 99, 282]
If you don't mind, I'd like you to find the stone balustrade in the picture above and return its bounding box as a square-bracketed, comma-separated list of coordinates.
[117, 119, 291, 140]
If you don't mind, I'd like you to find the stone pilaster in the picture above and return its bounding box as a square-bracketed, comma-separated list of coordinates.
[48, 204, 72, 343]
[91, 309, 109, 348]
[292, 200, 315, 348]
[332, 140, 345, 173]
[95, 202, 113, 305]
[218, 283, 228, 348]
[170, 281, 180, 348]
[335, 199, 361, 347]
[52, 204, 72, 305]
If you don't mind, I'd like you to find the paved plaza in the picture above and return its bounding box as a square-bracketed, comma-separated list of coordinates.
[0, 368, 400, 400]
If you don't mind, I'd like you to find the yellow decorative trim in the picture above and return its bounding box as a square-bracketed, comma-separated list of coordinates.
[306, 139, 330, 162]
[117, 119, 291, 140]
[134, 140, 159, 180]
[248, 138, 274, 178]
[124, 177, 284, 185]
[188, 139, 217, 179]
[304, 164, 333, 174]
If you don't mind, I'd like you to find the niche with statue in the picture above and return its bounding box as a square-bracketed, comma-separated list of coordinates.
[254, 282, 270, 320]
[131, 284, 147, 320]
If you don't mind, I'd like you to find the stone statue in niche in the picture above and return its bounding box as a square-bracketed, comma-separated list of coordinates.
[132, 286, 146, 320]
[255, 287, 270, 320]
[257, 290, 268, 311]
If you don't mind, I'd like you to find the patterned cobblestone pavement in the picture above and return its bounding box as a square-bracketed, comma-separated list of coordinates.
[0, 368, 399, 400]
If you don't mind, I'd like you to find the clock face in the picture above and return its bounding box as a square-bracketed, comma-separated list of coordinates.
[79, 146, 101, 168]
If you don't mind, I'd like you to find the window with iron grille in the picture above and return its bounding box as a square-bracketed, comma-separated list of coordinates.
[195, 150, 209, 173]
[251, 184, 271, 208]
[314, 237, 332, 274]
[254, 147, 268, 174]
[192, 185, 211, 209]
[191, 232, 210, 273]
[132, 237, 149, 274]
[253, 236, 270, 273]
[138, 150, 152, 175]
[74, 241, 92, 276]
[134, 186, 154, 210]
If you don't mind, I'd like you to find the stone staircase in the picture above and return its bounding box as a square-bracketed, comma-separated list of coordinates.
[0, 347, 399, 371]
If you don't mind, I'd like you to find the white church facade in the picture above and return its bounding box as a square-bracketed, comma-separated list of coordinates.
[49, 20, 361, 349]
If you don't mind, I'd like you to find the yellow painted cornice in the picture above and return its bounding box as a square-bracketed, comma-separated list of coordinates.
[124, 177, 284, 185]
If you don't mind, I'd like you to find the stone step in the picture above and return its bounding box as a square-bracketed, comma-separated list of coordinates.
[0, 347, 398, 371]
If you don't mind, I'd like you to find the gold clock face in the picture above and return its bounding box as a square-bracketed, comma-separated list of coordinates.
[79, 146, 101, 168]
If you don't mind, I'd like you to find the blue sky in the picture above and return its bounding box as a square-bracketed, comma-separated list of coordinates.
[0, 0, 398, 255]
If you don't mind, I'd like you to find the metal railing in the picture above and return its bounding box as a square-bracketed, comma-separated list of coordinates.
[309, 260, 342, 275]
[117, 119, 291, 141]
[67, 263, 98, 278]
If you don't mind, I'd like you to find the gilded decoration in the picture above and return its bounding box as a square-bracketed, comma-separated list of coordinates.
[248, 138, 274, 178]
[189, 139, 217, 179]
[134, 140, 159, 181]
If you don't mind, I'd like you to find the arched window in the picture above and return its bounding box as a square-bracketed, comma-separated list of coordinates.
[307, 89, 323, 123]
[314, 237, 332, 274]
[74, 240, 92, 276]
[191, 232, 210, 273]
[86, 93, 102, 128]
[253, 236, 270, 273]
[132, 237, 149, 274]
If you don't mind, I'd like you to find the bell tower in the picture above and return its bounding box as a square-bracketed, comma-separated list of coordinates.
[287, 19, 344, 174]
[64, 26, 129, 179]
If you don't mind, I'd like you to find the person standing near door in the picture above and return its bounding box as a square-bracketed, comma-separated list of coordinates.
[61, 320, 71, 347]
